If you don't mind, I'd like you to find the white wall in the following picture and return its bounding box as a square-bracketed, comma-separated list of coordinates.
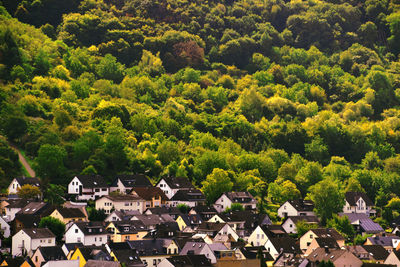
[65, 224, 84, 244]
[8, 179, 20, 194]
[214, 194, 232, 213]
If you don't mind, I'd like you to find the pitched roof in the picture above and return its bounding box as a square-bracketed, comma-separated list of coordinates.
[340, 213, 369, 222]
[110, 220, 147, 234]
[113, 174, 152, 188]
[197, 222, 226, 233]
[224, 192, 257, 204]
[190, 205, 217, 214]
[307, 248, 360, 264]
[145, 206, 182, 216]
[239, 246, 274, 261]
[55, 207, 85, 218]
[5, 198, 30, 208]
[165, 255, 212, 267]
[22, 228, 55, 239]
[17, 202, 48, 215]
[158, 176, 194, 189]
[260, 225, 288, 238]
[131, 214, 175, 227]
[314, 237, 340, 249]
[107, 210, 141, 221]
[127, 240, 170, 256]
[268, 237, 301, 254]
[74, 175, 108, 188]
[170, 189, 205, 202]
[15, 177, 41, 187]
[309, 228, 345, 241]
[143, 222, 180, 238]
[366, 236, 400, 247]
[287, 199, 314, 212]
[179, 214, 203, 226]
[345, 192, 374, 206]
[359, 219, 384, 233]
[180, 241, 227, 255]
[37, 246, 67, 261]
[103, 195, 143, 202]
[130, 187, 168, 201]
[74, 222, 107, 236]
[78, 246, 112, 261]
[15, 214, 41, 228]
[111, 249, 143, 267]
[362, 245, 389, 260]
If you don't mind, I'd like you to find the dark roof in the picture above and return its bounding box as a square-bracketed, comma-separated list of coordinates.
[268, 237, 301, 254]
[362, 245, 389, 260]
[63, 243, 83, 253]
[17, 202, 48, 215]
[22, 228, 55, 239]
[15, 177, 41, 187]
[260, 225, 288, 238]
[190, 205, 217, 214]
[132, 214, 175, 227]
[359, 219, 384, 233]
[240, 246, 274, 261]
[107, 210, 140, 221]
[170, 189, 205, 202]
[37, 246, 67, 261]
[224, 192, 257, 204]
[55, 207, 85, 218]
[75, 175, 108, 188]
[392, 215, 400, 227]
[362, 264, 396, 267]
[112, 174, 153, 188]
[127, 240, 170, 256]
[130, 187, 168, 201]
[158, 176, 194, 189]
[5, 199, 30, 209]
[145, 206, 182, 216]
[285, 216, 319, 224]
[84, 260, 121, 267]
[74, 222, 107, 236]
[103, 195, 143, 202]
[110, 220, 147, 234]
[287, 199, 314, 212]
[345, 192, 374, 206]
[1, 257, 25, 266]
[307, 248, 360, 264]
[367, 236, 400, 247]
[111, 249, 143, 267]
[179, 214, 203, 226]
[78, 246, 112, 261]
[143, 222, 180, 239]
[14, 214, 41, 228]
[165, 255, 213, 267]
[310, 228, 345, 240]
[197, 222, 226, 233]
[314, 237, 340, 249]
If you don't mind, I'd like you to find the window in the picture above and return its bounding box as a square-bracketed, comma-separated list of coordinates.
[102, 188, 107, 191]
[35, 256, 38, 262]
[48, 239, 51, 243]
[125, 236, 130, 240]
[310, 234, 313, 238]
[95, 237, 97, 241]
[99, 237, 102, 242]
[153, 259, 157, 265]
[257, 234, 259, 239]
[290, 224, 293, 228]
[77, 237, 81, 242]
[95, 189, 100, 192]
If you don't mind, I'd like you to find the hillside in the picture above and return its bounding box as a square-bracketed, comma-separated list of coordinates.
[1, 0, 400, 221]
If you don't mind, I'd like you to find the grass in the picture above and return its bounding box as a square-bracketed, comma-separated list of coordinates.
[21, 164, 31, 177]
[18, 148, 35, 167]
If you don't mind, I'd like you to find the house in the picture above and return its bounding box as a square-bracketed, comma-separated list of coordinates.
[42, 260, 80, 267]
[8, 177, 41, 195]
[307, 247, 363, 267]
[277, 199, 315, 218]
[144, 206, 182, 220]
[130, 214, 175, 230]
[106, 220, 147, 242]
[108, 249, 143, 267]
[274, 253, 307, 267]
[13, 202, 52, 232]
[281, 216, 319, 234]
[158, 255, 212, 267]
[300, 228, 345, 251]
[127, 239, 179, 267]
[110, 174, 153, 194]
[196, 222, 239, 241]
[156, 176, 195, 199]
[4, 199, 31, 221]
[0, 216, 10, 238]
[213, 192, 257, 213]
[176, 214, 203, 231]
[143, 222, 180, 239]
[12, 228, 56, 256]
[84, 260, 121, 267]
[304, 237, 340, 257]
[179, 242, 228, 264]
[263, 236, 301, 259]
[347, 245, 389, 263]
[65, 222, 108, 246]
[68, 175, 109, 201]
[247, 225, 288, 247]
[105, 210, 141, 222]
[95, 195, 146, 214]
[130, 187, 168, 208]
[69, 246, 112, 267]
[189, 205, 218, 221]
[385, 250, 400, 266]
[31, 246, 67, 267]
[0, 257, 26, 266]
[343, 191, 376, 216]
[365, 235, 400, 253]
[168, 189, 206, 208]
[62, 242, 83, 258]
[340, 213, 384, 234]
[50, 207, 87, 224]
[235, 246, 274, 266]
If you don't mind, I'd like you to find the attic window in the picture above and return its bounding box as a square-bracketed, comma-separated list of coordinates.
[94, 182, 97, 185]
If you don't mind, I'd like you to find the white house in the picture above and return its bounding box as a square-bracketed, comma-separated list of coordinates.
[95, 195, 146, 214]
[8, 177, 41, 195]
[12, 228, 56, 257]
[343, 192, 375, 216]
[104, 210, 141, 222]
[213, 192, 257, 213]
[167, 189, 206, 208]
[179, 241, 228, 264]
[264, 237, 301, 259]
[109, 174, 153, 193]
[248, 225, 287, 247]
[300, 228, 345, 251]
[196, 222, 239, 241]
[277, 199, 315, 218]
[0, 216, 10, 238]
[281, 216, 319, 234]
[156, 176, 195, 199]
[64, 222, 108, 246]
[68, 175, 109, 201]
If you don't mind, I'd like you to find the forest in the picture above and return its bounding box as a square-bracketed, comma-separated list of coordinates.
[1, 0, 400, 223]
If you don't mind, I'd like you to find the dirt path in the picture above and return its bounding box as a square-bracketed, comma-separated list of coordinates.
[9, 143, 36, 177]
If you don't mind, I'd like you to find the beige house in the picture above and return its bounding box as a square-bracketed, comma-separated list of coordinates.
[304, 237, 340, 257]
[50, 207, 87, 224]
[95, 195, 146, 214]
[12, 228, 56, 257]
[300, 228, 345, 251]
[307, 248, 363, 267]
[31, 246, 66, 267]
[385, 250, 400, 266]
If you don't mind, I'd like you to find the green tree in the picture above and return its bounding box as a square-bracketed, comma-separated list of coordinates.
[17, 184, 41, 199]
[296, 220, 318, 238]
[35, 144, 67, 184]
[157, 140, 179, 166]
[95, 54, 125, 83]
[308, 179, 345, 225]
[201, 168, 233, 204]
[39, 216, 65, 242]
[225, 203, 244, 213]
[327, 215, 355, 240]
[45, 184, 65, 205]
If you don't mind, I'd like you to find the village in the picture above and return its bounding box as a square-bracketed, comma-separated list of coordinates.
[0, 175, 399, 267]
